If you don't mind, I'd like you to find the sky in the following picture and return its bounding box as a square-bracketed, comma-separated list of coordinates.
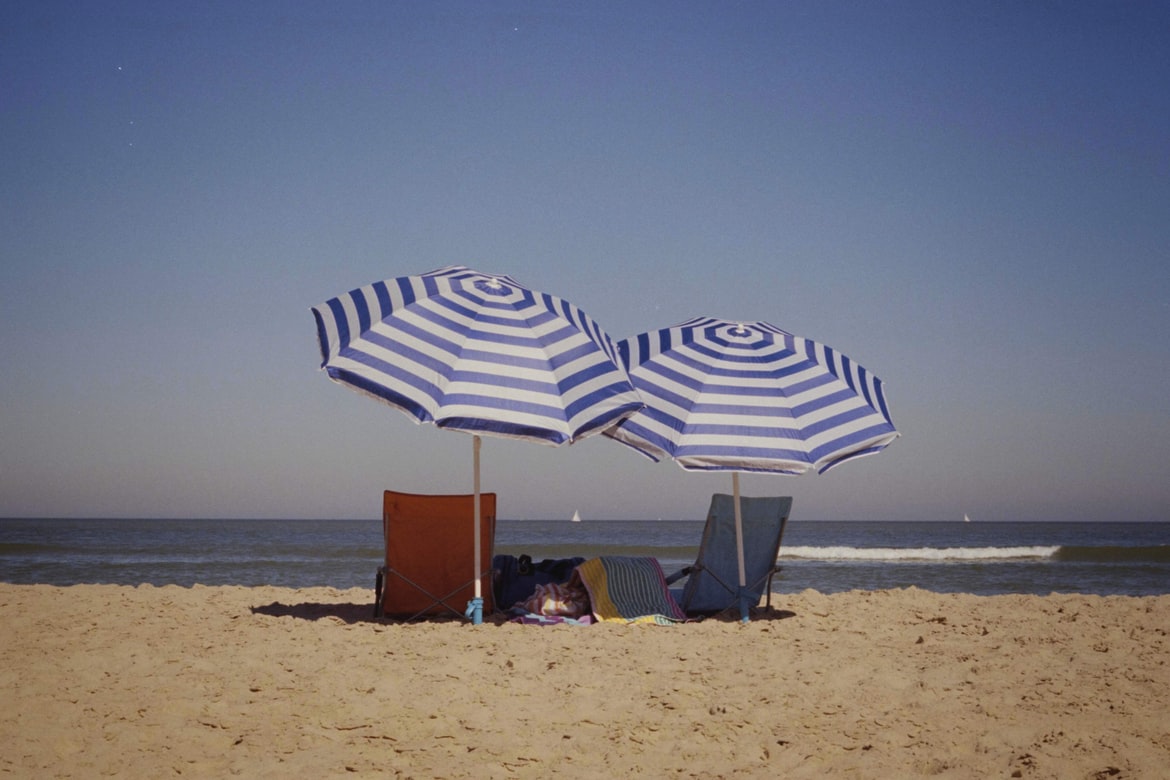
[2, 1, 1168, 523]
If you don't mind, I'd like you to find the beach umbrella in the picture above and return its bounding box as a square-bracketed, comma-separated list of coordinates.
[604, 316, 898, 620]
[311, 265, 643, 623]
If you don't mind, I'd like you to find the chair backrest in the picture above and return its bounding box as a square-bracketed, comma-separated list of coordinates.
[381, 490, 497, 618]
[679, 494, 793, 614]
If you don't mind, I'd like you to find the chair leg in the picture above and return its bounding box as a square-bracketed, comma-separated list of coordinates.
[765, 567, 777, 610]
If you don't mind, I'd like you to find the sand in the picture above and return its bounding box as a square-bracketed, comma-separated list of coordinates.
[1, 584, 1166, 779]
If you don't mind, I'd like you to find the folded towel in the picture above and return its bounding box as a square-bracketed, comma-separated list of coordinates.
[573, 556, 686, 625]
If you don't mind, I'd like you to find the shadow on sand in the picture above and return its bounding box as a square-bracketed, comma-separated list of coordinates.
[249, 601, 480, 625]
[248, 601, 797, 625]
[691, 607, 798, 623]
[250, 601, 379, 624]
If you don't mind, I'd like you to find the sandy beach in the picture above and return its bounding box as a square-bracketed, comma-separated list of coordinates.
[1, 584, 1166, 778]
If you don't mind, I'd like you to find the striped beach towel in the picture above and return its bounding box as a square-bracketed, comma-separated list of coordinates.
[573, 556, 686, 625]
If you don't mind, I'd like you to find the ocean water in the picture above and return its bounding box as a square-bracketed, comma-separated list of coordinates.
[1, 518, 1167, 597]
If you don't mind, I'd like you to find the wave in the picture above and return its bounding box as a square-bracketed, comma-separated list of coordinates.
[780, 545, 1169, 563]
[780, 546, 1059, 562]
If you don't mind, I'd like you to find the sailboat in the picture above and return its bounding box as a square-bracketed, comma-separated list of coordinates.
[571, 510, 582, 523]
[963, 513, 971, 523]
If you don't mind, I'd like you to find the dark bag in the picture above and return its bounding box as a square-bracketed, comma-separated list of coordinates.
[493, 554, 586, 609]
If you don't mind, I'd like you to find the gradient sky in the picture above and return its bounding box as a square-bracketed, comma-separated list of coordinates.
[3, 2, 1168, 523]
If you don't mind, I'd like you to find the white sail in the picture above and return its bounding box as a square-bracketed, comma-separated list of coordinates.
[571, 510, 582, 523]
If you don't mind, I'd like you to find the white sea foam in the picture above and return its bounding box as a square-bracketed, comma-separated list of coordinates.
[780, 545, 1061, 562]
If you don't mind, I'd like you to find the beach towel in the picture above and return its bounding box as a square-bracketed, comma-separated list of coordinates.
[572, 556, 686, 625]
[508, 612, 595, 626]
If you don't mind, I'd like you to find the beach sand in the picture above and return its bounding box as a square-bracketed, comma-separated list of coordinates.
[2, 584, 1166, 778]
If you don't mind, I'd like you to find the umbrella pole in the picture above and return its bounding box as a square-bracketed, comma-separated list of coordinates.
[733, 472, 750, 623]
[469, 435, 484, 625]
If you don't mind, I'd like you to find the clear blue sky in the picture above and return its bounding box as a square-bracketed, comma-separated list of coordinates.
[3, 2, 1168, 522]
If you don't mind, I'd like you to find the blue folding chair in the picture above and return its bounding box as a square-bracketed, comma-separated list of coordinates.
[666, 494, 793, 621]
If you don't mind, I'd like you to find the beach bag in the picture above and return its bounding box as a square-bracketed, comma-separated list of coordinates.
[493, 554, 585, 609]
[521, 580, 590, 618]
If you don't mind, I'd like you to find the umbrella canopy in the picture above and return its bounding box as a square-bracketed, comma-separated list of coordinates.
[312, 265, 642, 444]
[312, 265, 643, 622]
[605, 317, 898, 474]
[604, 316, 898, 619]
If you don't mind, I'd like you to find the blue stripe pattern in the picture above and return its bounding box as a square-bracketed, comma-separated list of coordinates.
[605, 317, 898, 474]
[311, 266, 643, 445]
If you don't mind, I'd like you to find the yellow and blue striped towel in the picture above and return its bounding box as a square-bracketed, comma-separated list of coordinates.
[573, 556, 686, 625]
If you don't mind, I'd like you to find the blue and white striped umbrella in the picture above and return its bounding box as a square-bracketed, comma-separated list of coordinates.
[311, 265, 643, 623]
[604, 316, 898, 620]
[605, 316, 898, 475]
[312, 265, 642, 444]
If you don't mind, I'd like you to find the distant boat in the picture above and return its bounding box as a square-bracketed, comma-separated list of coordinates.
[964, 513, 971, 523]
[571, 510, 582, 523]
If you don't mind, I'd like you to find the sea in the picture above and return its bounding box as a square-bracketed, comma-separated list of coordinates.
[1, 518, 1167, 597]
